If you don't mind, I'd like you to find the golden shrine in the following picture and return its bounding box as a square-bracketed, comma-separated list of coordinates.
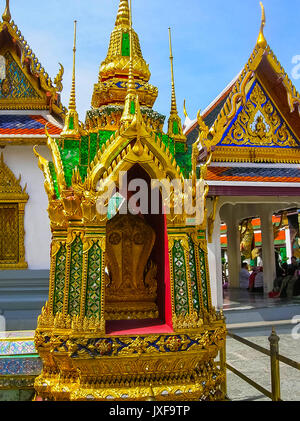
[33, 0, 226, 401]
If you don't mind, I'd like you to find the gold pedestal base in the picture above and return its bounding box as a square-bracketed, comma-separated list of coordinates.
[34, 323, 226, 401]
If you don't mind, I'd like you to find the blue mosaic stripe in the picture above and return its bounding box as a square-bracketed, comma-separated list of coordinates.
[0, 340, 36, 356]
[0, 358, 42, 375]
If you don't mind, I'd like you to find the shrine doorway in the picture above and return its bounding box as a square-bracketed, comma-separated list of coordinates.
[105, 164, 172, 333]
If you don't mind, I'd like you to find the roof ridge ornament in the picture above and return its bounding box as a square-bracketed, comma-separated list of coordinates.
[2, 0, 11, 23]
[257, 1, 267, 49]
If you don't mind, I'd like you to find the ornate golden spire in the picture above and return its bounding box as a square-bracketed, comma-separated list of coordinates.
[257, 2, 267, 48]
[61, 20, 83, 140]
[127, 0, 135, 95]
[169, 27, 178, 115]
[69, 20, 77, 111]
[121, 0, 138, 126]
[167, 28, 186, 151]
[91, 0, 158, 109]
[2, 0, 11, 23]
[115, 0, 130, 28]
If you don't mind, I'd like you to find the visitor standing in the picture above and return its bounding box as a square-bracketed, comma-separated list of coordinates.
[239, 262, 250, 289]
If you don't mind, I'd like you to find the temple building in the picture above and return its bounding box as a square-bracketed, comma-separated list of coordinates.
[31, 0, 226, 401]
[0, 0, 299, 402]
[0, 1, 64, 329]
[184, 3, 300, 305]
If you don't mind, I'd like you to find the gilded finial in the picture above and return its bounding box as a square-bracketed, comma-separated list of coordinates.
[120, 0, 138, 126]
[257, 2, 267, 48]
[168, 27, 178, 115]
[69, 20, 77, 111]
[183, 99, 188, 120]
[167, 28, 186, 149]
[2, 0, 11, 23]
[115, 0, 130, 28]
[127, 0, 135, 95]
[61, 20, 84, 140]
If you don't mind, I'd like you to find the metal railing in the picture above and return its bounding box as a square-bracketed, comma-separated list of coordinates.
[219, 327, 300, 401]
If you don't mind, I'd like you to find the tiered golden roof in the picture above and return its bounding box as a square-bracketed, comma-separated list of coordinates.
[91, 0, 158, 109]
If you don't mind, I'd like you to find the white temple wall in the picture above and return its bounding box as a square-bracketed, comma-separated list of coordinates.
[2, 144, 52, 270]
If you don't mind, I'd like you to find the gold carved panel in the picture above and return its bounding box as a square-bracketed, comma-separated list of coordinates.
[0, 153, 28, 269]
[0, 203, 19, 263]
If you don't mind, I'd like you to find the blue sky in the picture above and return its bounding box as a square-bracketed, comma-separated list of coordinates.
[8, 0, 300, 126]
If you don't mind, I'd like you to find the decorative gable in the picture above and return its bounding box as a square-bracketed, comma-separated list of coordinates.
[219, 80, 300, 149]
[0, 51, 40, 100]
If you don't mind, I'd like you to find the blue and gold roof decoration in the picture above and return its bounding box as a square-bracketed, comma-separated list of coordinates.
[0, 0, 65, 118]
[194, 3, 300, 164]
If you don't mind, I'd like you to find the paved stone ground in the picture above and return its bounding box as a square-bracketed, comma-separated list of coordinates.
[226, 325, 300, 401]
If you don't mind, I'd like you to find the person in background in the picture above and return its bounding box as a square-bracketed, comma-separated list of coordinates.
[287, 256, 298, 276]
[253, 267, 264, 293]
[249, 266, 259, 292]
[239, 262, 250, 289]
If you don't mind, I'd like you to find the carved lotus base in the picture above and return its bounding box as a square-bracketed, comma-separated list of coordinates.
[34, 323, 226, 401]
[105, 300, 159, 320]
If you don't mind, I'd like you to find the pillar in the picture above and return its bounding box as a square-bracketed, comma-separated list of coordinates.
[260, 209, 276, 293]
[285, 227, 292, 264]
[223, 211, 241, 289]
[207, 213, 223, 308]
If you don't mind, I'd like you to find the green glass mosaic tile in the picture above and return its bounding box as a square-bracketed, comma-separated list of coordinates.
[89, 132, 99, 163]
[175, 144, 192, 178]
[130, 100, 135, 115]
[69, 116, 74, 130]
[188, 236, 200, 312]
[155, 133, 175, 157]
[172, 240, 189, 316]
[53, 245, 67, 314]
[121, 32, 130, 57]
[68, 237, 83, 317]
[85, 243, 102, 318]
[58, 140, 80, 187]
[198, 248, 209, 310]
[173, 120, 179, 135]
[80, 136, 89, 166]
